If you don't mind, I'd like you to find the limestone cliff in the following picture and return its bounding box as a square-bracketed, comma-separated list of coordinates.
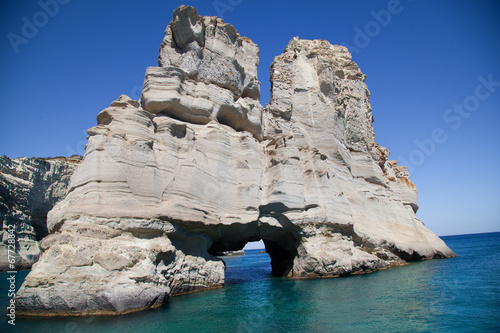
[16, 5, 455, 316]
[0, 155, 80, 270]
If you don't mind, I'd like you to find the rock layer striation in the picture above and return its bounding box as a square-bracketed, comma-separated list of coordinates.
[16, 6, 455, 316]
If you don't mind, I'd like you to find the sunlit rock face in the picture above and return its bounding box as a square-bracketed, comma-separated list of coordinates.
[0, 155, 80, 270]
[16, 5, 455, 316]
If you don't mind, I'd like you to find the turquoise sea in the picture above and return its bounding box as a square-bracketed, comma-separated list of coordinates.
[1, 232, 499, 332]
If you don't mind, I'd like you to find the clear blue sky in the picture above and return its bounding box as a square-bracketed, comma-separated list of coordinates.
[1, 0, 499, 238]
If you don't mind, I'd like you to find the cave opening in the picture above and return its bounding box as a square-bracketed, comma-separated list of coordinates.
[220, 241, 272, 284]
[208, 230, 298, 283]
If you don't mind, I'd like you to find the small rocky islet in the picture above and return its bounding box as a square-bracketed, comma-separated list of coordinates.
[0, 5, 455, 317]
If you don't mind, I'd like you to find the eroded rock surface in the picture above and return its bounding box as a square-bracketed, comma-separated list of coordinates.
[158, 5, 260, 100]
[16, 5, 455, 316]
[0, 155, 80, 270]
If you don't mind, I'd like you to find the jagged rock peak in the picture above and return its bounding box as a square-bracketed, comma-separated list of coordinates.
[141, 6, 263, 140]
[268, 36, 373, 154]
[158, 5, 260, 100]
[284, 37, 353, 61]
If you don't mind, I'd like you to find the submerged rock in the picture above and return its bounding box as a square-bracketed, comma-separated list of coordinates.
[15, 5, 455, 316]
[0, 155, 80, 270]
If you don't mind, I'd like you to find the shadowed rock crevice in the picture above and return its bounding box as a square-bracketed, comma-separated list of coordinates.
[263, 239, 297, 277]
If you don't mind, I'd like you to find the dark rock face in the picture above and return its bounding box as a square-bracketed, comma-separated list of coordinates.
[0, 155, 80, 270]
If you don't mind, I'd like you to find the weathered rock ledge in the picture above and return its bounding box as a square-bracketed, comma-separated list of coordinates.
[14, 5, 455, 316]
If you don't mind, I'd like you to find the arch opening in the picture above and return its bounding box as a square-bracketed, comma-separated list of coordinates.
[220, 241, 272, 284]
[207, 225, 298, 279]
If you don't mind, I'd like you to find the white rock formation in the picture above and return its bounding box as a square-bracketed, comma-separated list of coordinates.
[0, 156, 80, 270]
[158, 5, 260, 100]
[16, 5, 455, 316]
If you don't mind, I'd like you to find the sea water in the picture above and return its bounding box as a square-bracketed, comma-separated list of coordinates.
[1, 232, 499, 332]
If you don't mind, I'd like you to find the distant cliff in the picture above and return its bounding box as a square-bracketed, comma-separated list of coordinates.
[15, 5, 455, 317]
[0, 155, 80, 270]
